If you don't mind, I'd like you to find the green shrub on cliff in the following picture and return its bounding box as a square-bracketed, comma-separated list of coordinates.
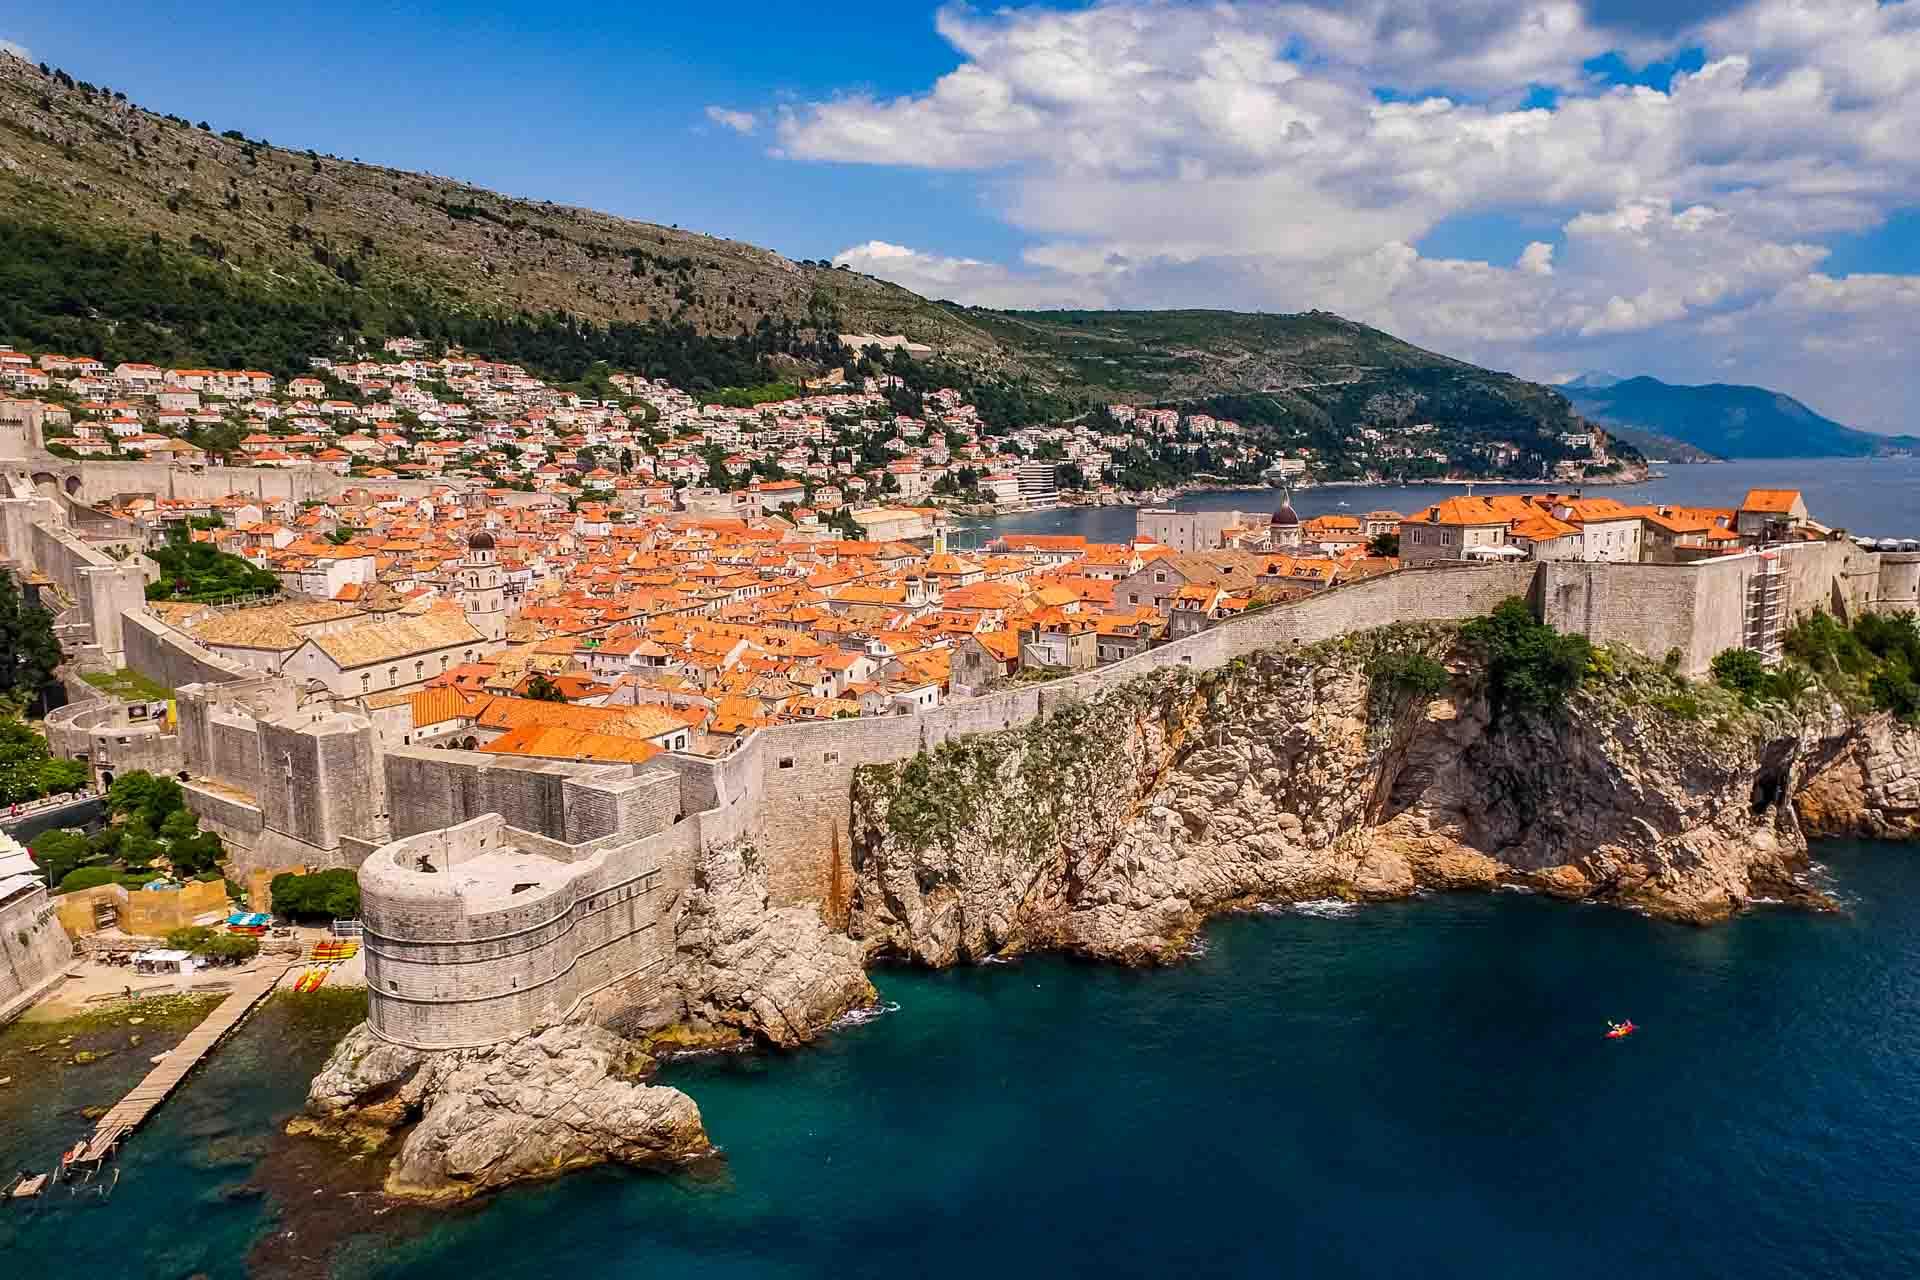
[1459, 598, 1591, 719]
[1709, 649, 1816, 709]
[1784, 610, 1920, 722]
[1368, 651, 1448, 699]
[1710, 648, 1768, 698]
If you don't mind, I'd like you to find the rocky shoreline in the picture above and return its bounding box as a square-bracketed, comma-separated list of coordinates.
[295, 620, 1916, 1203]
[292, 1021, 709, 1202]
[290, 836, 874, 1201]
[844, 624, 1847, 965]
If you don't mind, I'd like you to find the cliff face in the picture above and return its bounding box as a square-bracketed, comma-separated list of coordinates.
[849, 629, 1832, 964]
[1797, 714, 1920, 840]
[647, 839, 877, 1051]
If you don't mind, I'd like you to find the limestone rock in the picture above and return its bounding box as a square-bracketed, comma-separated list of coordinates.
[657, 840, 876, 1049]
[1798, 714, 1920, 839]
[849, 631, 1863, 966]
[295, 1021, 709, 1202]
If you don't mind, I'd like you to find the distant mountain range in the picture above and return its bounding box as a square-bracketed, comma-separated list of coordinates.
[1559, 375, 1918, 459]
[1559, 371, 1625, 391]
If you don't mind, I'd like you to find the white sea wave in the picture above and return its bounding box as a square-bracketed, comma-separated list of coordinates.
[1270, 898, 1358, 919]
[1497, 884, 1538, 895]
[980, 954, 1011, 965]
[832, 1000, 901, 1030]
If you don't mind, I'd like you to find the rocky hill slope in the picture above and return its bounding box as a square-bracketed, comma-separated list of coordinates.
[0, 51, 1589, 447]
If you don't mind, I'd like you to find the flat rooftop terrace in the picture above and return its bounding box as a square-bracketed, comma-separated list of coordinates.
[423, 844, 570, 910]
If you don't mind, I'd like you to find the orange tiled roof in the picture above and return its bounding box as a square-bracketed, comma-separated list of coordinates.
[1740, 488, 1804, 514]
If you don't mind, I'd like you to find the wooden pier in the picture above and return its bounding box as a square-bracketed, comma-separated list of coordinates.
[71, 963, 290, 1166]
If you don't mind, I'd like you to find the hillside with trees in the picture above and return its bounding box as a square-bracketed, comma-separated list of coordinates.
[0, 52, 1604, 453]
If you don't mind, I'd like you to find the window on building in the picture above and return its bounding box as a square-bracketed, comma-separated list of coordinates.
[778, 757, 794, 769]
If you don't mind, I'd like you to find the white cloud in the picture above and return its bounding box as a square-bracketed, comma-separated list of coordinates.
[1, 39, 32, 62]
[833, 241, 1105, 309]
[704, 106, 758, 135]
[789, 1, 1920, 430]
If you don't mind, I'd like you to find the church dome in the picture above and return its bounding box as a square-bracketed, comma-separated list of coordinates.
[467, 530, 496, 551]
[1270, 501, 1300, 527]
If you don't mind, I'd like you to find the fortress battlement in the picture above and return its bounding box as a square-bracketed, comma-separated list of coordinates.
[359, 755, 693, 1048]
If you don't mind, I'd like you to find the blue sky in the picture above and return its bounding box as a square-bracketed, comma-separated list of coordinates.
[4, 1, 1006, 261]
[4, 2, 1917, 431]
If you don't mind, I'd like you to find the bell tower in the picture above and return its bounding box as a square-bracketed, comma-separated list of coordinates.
[459, 530, 506, 642]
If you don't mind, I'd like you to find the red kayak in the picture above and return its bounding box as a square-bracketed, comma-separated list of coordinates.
[1605, 1020, 1637, 1039]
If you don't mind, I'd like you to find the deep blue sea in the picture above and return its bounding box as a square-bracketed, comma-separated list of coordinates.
[7, 842, 1916, 1278]
[955, 456, 1920, 548]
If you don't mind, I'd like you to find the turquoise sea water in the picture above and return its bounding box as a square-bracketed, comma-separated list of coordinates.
[17, 843, 1916, 1278]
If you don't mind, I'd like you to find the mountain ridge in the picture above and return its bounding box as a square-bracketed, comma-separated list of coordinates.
[1561, 374, 1917, 459]
[0, 52, 1594, 464]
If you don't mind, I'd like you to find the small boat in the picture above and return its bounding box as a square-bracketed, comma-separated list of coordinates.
[1605, 1020, 1637, 1039]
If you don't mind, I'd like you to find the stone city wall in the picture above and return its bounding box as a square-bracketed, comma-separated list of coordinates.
[747, 561, 1538, 908]
[41, 459, 456, 505]
[355, 548, 1915, 1050]
[124, 611, 255, 691]
[1538, 538, 1892, 678]
[0, 885, 72, 1025]
[174, 677, 388, 876]
[1880, 554, 1920, 611]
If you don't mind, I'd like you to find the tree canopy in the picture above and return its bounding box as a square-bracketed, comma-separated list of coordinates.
[0, 572, 63, 710]
[145, 535, 282, 603]
[1460, 598, 1592, 719]
[270, 868, 360, 921]
[0, 720, 90, 805]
